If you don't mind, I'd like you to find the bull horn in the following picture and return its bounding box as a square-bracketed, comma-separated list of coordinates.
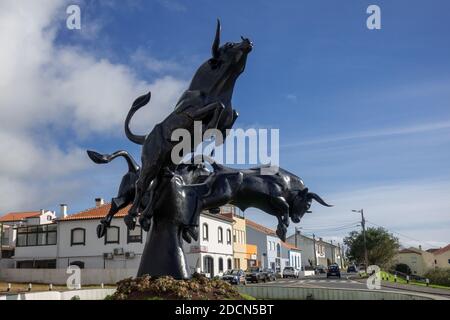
[307, 192, 333, 207]
[212, 19, 221, 59]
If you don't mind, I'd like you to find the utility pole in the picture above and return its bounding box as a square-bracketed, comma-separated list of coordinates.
[0, 222, 3, 259]
[312, 233, 317, 266]
[352, 209, 368, 273]
[339, 243, 344, 268]
[294, 227, 301, 248]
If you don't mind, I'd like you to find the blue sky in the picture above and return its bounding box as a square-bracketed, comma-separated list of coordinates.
[1, 0, 449, 248]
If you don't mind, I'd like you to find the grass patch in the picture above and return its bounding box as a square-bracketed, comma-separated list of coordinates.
[239, 293, 256, 300]
[380, 271, 450, 291]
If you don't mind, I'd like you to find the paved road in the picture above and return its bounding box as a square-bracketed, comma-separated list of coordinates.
[249, 273, 370, 290]
[248, 273, 450, 298]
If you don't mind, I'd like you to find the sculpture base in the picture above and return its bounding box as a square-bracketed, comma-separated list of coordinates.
[109, 274, 251, 300]
[137, 218, 190, 279]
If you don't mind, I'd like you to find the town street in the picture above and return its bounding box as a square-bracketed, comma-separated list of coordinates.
[247, 273, 450, 298]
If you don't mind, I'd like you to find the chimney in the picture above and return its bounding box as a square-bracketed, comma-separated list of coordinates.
[95, 198, 105, 207]
[419, 245, 422, 251]
[40, 209, 45, 215]
[60, 204, 68, 218]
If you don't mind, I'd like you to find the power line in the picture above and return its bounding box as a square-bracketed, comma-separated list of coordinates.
[300, 222, 360, 231]
[365, 220, 438, 248]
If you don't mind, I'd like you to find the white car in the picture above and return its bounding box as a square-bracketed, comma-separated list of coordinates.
[282, 266, 300, 278]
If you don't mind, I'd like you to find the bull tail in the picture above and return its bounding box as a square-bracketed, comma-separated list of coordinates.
[124, 91, 151, 145]
[87, 150, 140, 173]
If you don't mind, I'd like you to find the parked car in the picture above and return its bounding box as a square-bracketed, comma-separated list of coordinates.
[315, 265, 327, 274]
[347, 265, 358, 273]
[246, 267, 267, 283]
[222, 269, 247, 285]
[327, 264, 341, 278]
[263, 268, 277, 281]
[283, 266, 300, 278]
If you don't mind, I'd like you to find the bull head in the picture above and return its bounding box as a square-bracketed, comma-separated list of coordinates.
[188, 19, 253, 101]
[290, 188, 332, 223]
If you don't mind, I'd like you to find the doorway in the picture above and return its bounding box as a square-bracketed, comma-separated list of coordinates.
[203, 256, 214, 277]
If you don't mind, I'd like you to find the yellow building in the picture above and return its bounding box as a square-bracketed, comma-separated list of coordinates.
[246, 244, 258, 268]
[434, 245, 450, 270]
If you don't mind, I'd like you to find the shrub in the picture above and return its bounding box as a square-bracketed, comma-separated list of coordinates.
[393, 263, 411, 275]
[424, 269, 450, 287]
[110, 275, 243, 300]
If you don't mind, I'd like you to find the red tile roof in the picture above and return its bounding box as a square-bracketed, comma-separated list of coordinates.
[0, 211, 41, 223]
[433, 244, 450, 256]
[398, 248, 421, 254]
[282, 241, 300, 251]
[59, 203, 129, 221]
[59, 204, 236, 223]
[244, 218, 300, 249]
[246, 219, 277, 236]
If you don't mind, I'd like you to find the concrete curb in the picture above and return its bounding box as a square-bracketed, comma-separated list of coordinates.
[237, 285, 448, 300]
[0, 288, 116, 300]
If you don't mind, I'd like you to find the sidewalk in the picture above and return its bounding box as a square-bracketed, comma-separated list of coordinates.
[380, 280, 450, 297]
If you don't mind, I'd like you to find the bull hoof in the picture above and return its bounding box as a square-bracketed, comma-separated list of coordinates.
[276, 225, 287, 242]
[182, 229, 192, 243]
[139, 216, 151, 232]
[209, 207, 221, 214]
[96, 223, 106, 238]
[124, 215, 136, 230]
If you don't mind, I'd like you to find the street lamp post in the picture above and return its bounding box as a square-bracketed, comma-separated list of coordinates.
[352, 209, 368, 273]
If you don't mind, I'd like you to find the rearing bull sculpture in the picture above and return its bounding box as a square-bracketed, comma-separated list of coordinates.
[124, 20, 253, 230]
[86, 20, 332, 279]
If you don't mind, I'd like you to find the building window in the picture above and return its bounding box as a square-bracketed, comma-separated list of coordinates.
[105, 226, 120, 244]
[234, 258, 240, 269]
[202, 223, 209, 241]
[226, 229, 231, 244]
[69, 261, 85, 269]
[219, 257, 224, 272]
[227, 258, 232, 270]
[127, 225, 142, 243]
[16, 224, 57, 247]
[218, 227, 223, 243]
[71, 228, 86, 246]
[276, 244, 281, 257]
[233, 230, 237, 243]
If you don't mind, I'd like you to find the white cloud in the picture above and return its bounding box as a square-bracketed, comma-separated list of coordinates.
[281, 120, 450, 148]
[0, 0, 186, 213]
[245, 180, 450, 249]
[131, 48, 185, 74]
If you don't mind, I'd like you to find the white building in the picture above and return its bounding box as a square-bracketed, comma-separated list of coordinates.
[282, 242, 302, 270]
[286, 230, 344, 268]
[0, 209, 56, 267]
[5, 200, 235, 277]
[183, 212, 234, 277]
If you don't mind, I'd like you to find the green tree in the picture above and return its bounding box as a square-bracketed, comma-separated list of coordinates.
[344, 227, 399, 267]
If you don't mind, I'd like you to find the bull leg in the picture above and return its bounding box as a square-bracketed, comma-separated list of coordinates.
[189, 101, 225, 132]
[128, 167, 156, 229]
[138, 178, 160, 232]
[97, 196, 129, 238]
[276, 217, 287, 242]
[270, 196, 290, 241]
